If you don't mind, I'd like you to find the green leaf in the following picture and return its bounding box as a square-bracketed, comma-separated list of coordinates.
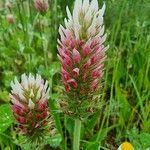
[115, 84, 132, 124]
[49, 62, 61, 77]
[85, 124, 119, 150]
[23, 47, 34, 54]
[0, 90, 9, 102]
[0, 104, 14, 133]
[86, 111, 101, 131]
[46, 134, 62, 147]
[49, 98, 63, 136]
[85, 142, 99, 150]
[139, 132, 150, 149]
[64, 117, 74, 137]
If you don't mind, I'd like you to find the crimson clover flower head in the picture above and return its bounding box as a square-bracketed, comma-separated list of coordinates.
[57, 0, 109, 119]
[10, 73, 53, 138]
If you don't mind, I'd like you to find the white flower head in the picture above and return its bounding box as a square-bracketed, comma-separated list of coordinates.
[10, 73, 49, 110]
[62, 0, 106, 40]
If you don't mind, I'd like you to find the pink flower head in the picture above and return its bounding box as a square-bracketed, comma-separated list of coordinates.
[34, 0, 49, 14]
[10, 73, 50, 135]
[58, 0, 109, 118]
[6, 14, 15, 24]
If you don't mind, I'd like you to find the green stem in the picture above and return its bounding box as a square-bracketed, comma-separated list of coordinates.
[44, 49, 48, 69]
[73, 119, 81, 150]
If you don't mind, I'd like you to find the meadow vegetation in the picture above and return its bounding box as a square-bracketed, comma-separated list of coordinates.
[0, 0, 150, 149]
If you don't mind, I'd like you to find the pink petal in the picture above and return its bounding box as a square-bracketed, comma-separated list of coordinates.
[90, 39, 98, 48]
[90, 55, 97, 65]
[67, 79, 78, 89]
[82, 73, 87, 81]
[63, 54, 72, 66]
[79, 40, 85, 46]
[83, 60, 91, 70]
[37, 101, 48, 112]
[72, 68, 80, 77]
[10, 94, 26, 109]
[82, 46, 90, 56]
[91, 70, 100, 78]
[36, 109, 48, 120]
[61, 68, 70, 81]
[12, 105, 26, 116]
[94, 45, 101, 52]
[64, 83, 71, 93]
[72, 48, 81, 64]
[64, 29, 72, 38]
[91, 79, 99, 91]
[16, 116, 26, 124]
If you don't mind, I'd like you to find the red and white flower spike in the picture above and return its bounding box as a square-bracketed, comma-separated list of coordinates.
[58, 0, 109, 119]
[10, 73, 50, 134]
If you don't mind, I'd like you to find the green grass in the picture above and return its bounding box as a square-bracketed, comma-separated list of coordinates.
[0, 0, 150, 149]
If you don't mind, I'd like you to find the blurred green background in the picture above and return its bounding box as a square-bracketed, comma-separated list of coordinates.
[0, 0, 150, 149]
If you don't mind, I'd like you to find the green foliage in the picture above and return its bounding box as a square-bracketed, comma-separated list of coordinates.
[46, 134, 62, 148]
[127, 128, 150, 149]
[0, 104, 14, 133]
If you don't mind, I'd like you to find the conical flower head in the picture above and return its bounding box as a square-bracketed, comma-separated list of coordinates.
[10, 73, 51, 136]
[58, 0, 108, 119]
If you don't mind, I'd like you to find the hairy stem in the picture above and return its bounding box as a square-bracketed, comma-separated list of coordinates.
[73, 119, 81, 150]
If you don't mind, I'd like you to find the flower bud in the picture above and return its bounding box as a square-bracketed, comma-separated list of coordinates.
[6, 14, 15, 24]
[34, 18, 48, 30]
[34, 0, 49, 14]
[58, 0, 109, 119]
